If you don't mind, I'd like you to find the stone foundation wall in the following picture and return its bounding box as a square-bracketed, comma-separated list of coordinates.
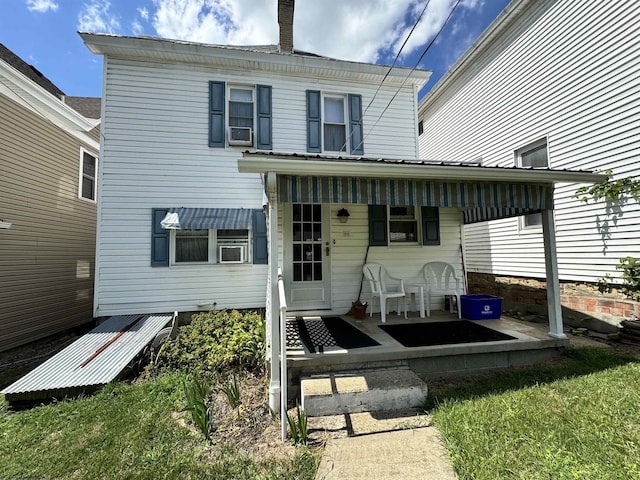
[468, 272, 640, 332]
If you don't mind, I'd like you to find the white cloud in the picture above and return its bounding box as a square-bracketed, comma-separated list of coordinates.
[26, 0, 58, 12]
[151, 0, 276, 45]
[78, 0, 121, 33]
[132, 19, 144, 35]
[146, 0, 485, 64]
[138, 7, 149, 21]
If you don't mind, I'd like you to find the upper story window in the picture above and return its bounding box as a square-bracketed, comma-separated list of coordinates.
[324, 96, 347, 152]
[228, 87, 254, 146]
[516, 138, 548, 229]
[79, 149, 97, 202]
[307, 90, 363, 155]
[208, 81, 272, 150]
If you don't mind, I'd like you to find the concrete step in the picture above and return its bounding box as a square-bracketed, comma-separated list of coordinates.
[301, 367, 428, 417]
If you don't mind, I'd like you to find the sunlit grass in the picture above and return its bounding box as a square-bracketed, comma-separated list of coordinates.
[429, 347, 640, 480]
[0, 373, 316, 479]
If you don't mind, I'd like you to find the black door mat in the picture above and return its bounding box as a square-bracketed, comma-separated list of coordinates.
[288, 317, 380, 353]
[379, 320, 517, 347]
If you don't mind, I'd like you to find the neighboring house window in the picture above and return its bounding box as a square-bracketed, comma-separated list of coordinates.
[307, 90, 363, 155]
[79, 149, 97, 201]
[368, 205, 440, 246]
[516, 139, 548, 229]
[173, 229, 250, 264]
[208, 81, 272, 149]
[418, 120, 424, 135]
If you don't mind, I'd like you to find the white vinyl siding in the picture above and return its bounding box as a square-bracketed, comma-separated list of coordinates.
[419, 0, 640, 284]
[95, 57, 419, 316]
[277, 205, 463, 315]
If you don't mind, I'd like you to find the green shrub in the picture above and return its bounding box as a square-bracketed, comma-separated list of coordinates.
[156, 310, 266, 376]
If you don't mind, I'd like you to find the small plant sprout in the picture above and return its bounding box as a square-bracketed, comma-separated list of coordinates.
[182, 377, 213, 441]
[286, 403, 309, 446]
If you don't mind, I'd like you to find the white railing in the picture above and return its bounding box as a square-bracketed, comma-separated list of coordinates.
[276, 267, 288, 441]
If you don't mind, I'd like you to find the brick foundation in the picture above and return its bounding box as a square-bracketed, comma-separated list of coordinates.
[468, 272, 640, 332]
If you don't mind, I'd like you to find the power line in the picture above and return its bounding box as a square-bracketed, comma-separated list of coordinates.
[340, 0, 434, 153]
[360, 0, 463, 151]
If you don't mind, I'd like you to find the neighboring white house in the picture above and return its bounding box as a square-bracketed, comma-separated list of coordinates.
[418, 0, 640, 325]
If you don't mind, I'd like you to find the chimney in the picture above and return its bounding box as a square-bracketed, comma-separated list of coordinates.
[278, 0, 295, 53]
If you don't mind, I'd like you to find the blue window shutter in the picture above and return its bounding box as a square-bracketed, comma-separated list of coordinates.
[348, 94, 364, 155]
[256, 85, 272, 150]
[306, 90, 321, 153]
[252, 209, 268, 264]
[368, 205, 387, 246]
[151, 208, 169, 267]
[421, 207, 440, 245]
[209, 81, 225, 147]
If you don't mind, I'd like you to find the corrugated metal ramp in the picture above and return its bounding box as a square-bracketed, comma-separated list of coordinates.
[1, 312, 176, 403]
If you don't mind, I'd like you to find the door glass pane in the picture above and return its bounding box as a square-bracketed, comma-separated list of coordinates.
[291, 203, 323, 283]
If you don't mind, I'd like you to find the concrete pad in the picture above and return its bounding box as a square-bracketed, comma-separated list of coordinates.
[307, 408, 431, 440]
[315, 427, 458, 480]
[302, 368, 428, 416]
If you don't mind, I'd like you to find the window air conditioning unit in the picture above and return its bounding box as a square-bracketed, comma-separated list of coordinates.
[219, 245, 246, 263]
[228, 126, 253, 146]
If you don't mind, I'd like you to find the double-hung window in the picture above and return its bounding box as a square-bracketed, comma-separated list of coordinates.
[208, 81, 272, 149]
[324, 96, 347, 152]
[369, 205, 440, 246]
[306, 90, 364, 155]
[228, 87, 254, 145]
[174, 228, 250, 264]
[79, 149, 97, 202]
[389, 206, 418, 243]
[516, 139, 548, 229]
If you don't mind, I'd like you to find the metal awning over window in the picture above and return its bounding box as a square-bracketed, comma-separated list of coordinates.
[160, 208, 253, 230]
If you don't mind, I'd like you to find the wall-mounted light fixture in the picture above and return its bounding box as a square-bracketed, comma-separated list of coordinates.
[337, 208, 350, 223]
[0, 220, 11, 229]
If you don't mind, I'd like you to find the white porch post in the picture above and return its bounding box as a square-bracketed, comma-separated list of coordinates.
[266, 172, 282, 412]
[542, 208, 566, 339]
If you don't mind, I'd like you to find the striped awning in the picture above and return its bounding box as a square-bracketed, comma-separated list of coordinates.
[160, 208, 253, 230]
[277, 175, 553, 221]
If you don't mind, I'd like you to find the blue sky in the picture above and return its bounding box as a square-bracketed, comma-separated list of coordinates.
[1, 0, 511, 98]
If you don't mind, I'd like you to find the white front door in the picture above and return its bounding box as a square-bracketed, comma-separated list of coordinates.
[284, 203, 331, 310]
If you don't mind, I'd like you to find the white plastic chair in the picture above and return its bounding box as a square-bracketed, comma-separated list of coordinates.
[363, 263, 407, 323]
[422, 262, 464, 319]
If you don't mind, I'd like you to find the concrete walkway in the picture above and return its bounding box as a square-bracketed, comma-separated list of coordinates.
[310, 410, 457, 480]
[315, 427, 457, 479]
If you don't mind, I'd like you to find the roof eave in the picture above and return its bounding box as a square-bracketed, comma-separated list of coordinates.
[79, 32, 431, 86]
[238, 155, 606, 185]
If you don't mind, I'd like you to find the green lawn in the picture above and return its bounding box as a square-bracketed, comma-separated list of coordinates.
[429, 347, 640, 480]
[0, 372, 315, 480]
